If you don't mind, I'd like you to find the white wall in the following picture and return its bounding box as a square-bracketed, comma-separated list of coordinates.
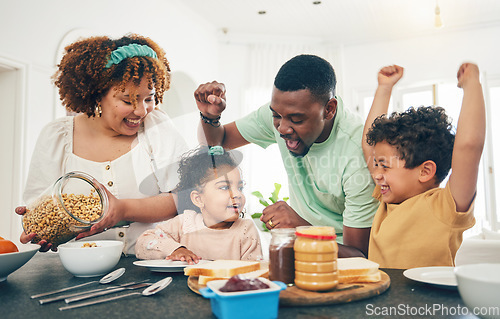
[341, 25, 500, 108]
[215, 24, 500, 114]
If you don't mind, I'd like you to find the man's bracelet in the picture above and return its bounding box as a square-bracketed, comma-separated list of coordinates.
[200, 112, 221, 127]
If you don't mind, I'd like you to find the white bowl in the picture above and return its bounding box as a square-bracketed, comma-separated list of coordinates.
[0, 240, 39, 282]
[455, 263, 500, 319]
[58, 240, 123, 277]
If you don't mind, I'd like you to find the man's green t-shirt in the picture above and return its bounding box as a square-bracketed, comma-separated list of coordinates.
[235, 98, 378, 243]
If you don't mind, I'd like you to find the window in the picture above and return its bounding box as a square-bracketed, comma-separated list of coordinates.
[240, 88, 290, 217]
[400, 85, 434, 110]
[486, 82, 500, 230]
[398, 82, 488, 236]
[362, 96, 395, 119]
[359, 80, 495, 236]
[438, 82, 487, 236]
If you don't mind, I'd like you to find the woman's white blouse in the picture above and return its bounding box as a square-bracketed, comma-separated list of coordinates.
[23, 108, 189, 255]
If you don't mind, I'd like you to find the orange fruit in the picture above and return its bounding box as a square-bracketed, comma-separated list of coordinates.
[0, 239, 19, 254]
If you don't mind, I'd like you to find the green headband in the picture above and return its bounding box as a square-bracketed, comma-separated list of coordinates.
[105, 43, 158, 69]
[208, 146, 224, 156]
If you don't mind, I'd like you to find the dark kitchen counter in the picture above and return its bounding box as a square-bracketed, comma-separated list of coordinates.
[0, 253, 477, 318]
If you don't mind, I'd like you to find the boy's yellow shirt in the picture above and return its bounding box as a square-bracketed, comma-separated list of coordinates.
[368, 182, 475, 269]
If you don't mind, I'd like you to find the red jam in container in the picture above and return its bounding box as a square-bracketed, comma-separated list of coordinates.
[294, 226, 338, 291]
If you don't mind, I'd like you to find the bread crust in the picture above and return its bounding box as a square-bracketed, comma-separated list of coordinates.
[198, 268, 269, 285]
[184, 260, 260, 277]
[338, 272, 381, 283]
[337, 257, 381, 283]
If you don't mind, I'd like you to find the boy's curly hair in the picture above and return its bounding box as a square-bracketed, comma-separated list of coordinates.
[174, 146, 240, 213]
[366, 106, 455, 183]
[53, 33, 170, 117]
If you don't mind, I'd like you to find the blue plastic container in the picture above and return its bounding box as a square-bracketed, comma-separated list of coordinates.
[200, 278, 287, 319]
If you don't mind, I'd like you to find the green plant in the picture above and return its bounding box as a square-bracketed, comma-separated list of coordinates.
[251, 183, 289, 231]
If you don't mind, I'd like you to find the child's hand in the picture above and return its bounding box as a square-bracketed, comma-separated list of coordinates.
[457, 63, 480, 89]
[166, 247, 201, 265]
[378, 65, 404, 87]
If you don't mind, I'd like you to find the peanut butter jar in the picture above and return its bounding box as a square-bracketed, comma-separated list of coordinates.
[294, 226, 338, 291]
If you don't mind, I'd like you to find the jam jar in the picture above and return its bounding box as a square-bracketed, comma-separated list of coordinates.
[22, 171, 108, 245]
[269, 228, 296, 284]
[294, 226, 338, 291]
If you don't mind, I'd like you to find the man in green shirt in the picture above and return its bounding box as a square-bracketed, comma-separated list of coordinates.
[195, 55, 378, 257]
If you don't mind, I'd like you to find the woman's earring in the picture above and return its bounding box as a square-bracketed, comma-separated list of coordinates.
[240, 208, 246, 218]
[95, 103, 102, 118]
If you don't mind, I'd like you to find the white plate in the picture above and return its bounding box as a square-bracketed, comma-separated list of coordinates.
[133, 259, 210, 272]
[403, 266, 457, 289]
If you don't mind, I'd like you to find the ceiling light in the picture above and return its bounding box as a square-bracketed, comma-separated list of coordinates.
[434, 1, 444, 28]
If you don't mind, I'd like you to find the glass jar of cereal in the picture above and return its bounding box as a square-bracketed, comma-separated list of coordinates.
[294, 226, 338, 291]
[22, 171, 108, 246]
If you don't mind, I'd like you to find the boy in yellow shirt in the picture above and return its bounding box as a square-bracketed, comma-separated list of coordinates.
[362, 63, 485, 269]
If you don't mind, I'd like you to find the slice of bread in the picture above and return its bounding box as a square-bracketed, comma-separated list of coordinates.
[184, 260, 260, 277]
[337, 257, 379, 277]
[198, 268, 269, 285]
[338, 271, 381, 284]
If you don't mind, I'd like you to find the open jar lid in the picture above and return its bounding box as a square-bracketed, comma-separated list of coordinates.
[54, 171, 109, 225]
[295, 226, 337, 240]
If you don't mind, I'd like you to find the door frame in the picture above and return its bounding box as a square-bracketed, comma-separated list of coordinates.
[0, 55, 28, 239]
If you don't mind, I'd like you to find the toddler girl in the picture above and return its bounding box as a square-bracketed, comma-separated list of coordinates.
[135, 146, 262, 263]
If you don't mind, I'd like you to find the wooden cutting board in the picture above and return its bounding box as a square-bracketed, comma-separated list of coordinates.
[187, 270, 390, 306]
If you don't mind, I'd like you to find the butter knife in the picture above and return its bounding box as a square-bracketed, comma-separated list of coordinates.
[65, 282, 151, 304]
[39, 286, 119, 305]
[60, 292, 141, 311]
[39, 280, 149, 305]
[31, 281, 98, 299]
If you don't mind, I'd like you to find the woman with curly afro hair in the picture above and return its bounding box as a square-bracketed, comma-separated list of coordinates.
[362, 63, 485, 269]
[17, 34, 189, 255]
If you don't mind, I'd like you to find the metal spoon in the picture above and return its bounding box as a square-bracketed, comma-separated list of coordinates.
[59, 277, 173, 311]
[96, 268, 126, 284]
[32, 267, 126, 299]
